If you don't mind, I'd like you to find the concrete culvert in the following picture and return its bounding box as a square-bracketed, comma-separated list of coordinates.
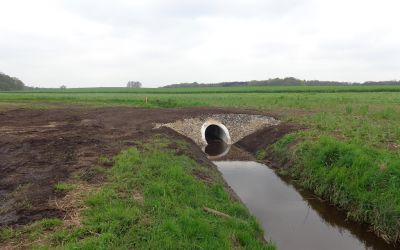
[159, 114, 280, 146]
[201, 121, 231, 144]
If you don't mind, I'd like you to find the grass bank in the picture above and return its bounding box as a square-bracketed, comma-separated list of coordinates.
[0, 138, 273, 249]
[268, 133, 400, 244]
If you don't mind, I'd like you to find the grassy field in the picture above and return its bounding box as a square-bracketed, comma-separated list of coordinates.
[0, 138, 273, 249]
[1, 85, 400, 244]
[1, 88, 400, 150]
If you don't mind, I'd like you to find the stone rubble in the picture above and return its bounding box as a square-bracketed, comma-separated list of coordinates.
[156, 114, 280, 145]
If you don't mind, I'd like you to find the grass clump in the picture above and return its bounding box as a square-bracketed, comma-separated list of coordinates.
[256, 150, 267, 161]
[0, 218, 62, 244]
[97, 156, 113, 166]
[93, 166, 109, 174]
[54, 182, 75, 192]
[33, 140, 273, 249]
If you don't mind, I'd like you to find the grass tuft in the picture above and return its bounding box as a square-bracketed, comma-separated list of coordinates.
[54, 182, 75, 192]
[0, 218, 62, 243]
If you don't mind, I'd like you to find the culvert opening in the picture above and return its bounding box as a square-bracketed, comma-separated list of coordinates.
[204, 124, 229, 144]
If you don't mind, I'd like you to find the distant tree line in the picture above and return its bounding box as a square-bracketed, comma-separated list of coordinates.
[163, 77, 400, 88]
[0, 72, 26, 91]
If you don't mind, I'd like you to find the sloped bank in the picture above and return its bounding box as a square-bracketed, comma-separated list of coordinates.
[236, 123, 400, 246]
[0, 131, 274, 249]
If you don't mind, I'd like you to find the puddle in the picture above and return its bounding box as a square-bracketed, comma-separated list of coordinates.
[214, 160, 396, 250]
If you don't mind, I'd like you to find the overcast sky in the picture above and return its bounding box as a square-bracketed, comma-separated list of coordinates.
[1, 0, 399, 88]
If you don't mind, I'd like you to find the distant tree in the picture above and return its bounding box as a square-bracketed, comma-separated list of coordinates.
[126, 81, 142, 88]
[0, 72, 25, 91]
[60, 85, 67, 89]
[127, 81, 142, 88]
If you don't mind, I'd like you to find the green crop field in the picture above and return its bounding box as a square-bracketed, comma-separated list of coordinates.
[1, 85, 400, 244]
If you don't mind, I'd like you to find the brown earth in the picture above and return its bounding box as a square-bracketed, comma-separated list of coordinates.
[236, 123, 302, 168]
[0, 106, 294, 228]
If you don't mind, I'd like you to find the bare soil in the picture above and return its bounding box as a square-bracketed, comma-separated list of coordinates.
[236, 123, 302, 168]
[0, 106, 293, 227]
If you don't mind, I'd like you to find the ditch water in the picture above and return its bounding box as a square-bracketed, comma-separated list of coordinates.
[205, 142, 396, 250]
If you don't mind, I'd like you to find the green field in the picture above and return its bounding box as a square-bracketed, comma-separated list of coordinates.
[1, 85, 400, 244]
[1, 87, 400, 149]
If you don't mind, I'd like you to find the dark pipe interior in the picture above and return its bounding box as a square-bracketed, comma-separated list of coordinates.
[205, 125, 226, 143]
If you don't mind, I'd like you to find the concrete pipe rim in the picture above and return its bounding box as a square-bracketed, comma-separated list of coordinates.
[201, 121, 232, 145]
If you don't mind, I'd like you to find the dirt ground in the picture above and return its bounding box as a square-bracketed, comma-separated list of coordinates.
[0, 106, 293, 227]
[236, 123, 301, 168]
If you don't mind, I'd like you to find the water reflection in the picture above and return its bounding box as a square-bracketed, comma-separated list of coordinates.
[203, 140, 231, 160]
[215, 161, 396, 250]
[278, 174, 395, 250]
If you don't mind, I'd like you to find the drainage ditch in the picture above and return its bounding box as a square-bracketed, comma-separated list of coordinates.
[159, 114, 395, 249]
[205, 140, 395, 250]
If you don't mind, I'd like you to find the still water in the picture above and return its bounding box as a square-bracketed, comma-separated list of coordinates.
[215, 161, 396, 250]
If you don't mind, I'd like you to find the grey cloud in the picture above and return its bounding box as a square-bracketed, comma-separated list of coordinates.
[1, 0, 399, 87]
